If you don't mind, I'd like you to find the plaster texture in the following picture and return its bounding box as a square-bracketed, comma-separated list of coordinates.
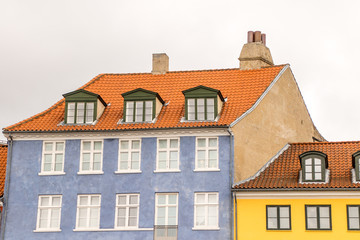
[4, 136, 231, 240]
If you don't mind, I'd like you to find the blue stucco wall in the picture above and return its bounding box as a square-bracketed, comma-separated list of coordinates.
[3, 136, 232, 240]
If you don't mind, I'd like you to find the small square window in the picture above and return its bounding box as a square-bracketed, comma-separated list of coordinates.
[266, 205, 291, 230]
[305, 205, 332, 230]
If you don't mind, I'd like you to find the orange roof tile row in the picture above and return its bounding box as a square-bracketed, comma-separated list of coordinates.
[233, 141, 360, 190]
[0, 145, 7, 195]
[4, 66, 285, 132]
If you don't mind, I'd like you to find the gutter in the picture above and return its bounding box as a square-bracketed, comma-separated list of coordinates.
[1, 135, 13, 240]
[227, 128, 235, 240]
[232, 187, 360, 192]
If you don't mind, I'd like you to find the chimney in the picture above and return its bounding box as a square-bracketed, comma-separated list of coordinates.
[152, 53, 169, 74]
[239, 31, 274, 70]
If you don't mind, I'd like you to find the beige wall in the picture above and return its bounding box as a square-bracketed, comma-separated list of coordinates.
[231, 67, 323, 182]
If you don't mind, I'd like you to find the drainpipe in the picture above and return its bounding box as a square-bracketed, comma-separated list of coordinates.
[1, 135, 13, 240]
[227, 128, 234, 240]
[233, 192, 238, 240]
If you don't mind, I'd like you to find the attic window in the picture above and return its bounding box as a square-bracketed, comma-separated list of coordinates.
[63, 89, 106, 124]
[182, 85, 224, 121]
[299, 151, 328, 182]
[352, 151, 360, 181]
[122, 88, 164, 123]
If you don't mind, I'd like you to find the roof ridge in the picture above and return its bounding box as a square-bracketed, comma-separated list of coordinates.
[290, 140, 360, 145]
[91, 65, 286, 76]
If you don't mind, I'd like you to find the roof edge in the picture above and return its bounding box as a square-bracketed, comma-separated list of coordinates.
[229, 64, 289, 127]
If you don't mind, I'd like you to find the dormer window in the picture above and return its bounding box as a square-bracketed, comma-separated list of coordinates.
[352, 151, 360, 181]
[122, 88, 164, 123]
[63, 89, 106, 124]
[299, 151, 328, 182]
[182, 85, 224, 121]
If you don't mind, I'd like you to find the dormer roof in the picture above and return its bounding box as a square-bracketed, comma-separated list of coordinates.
[233, 141, 360, 190]
[3, 65, 286, 133]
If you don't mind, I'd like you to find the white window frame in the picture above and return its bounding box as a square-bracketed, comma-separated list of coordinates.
[155, 193, 179, 226]
[35, 195, 62, 232]
[40, 141, 66, 175]
[75, 194, 101, 230]
[193, 192, 219, 230]
[115, 194, 140, 229]
[195, 137, 219, 171]
[66, 101, 95, 124]
[125, 100, 153, 123]
[155, 138, 180, 172]
[78, 140, 104, 174]
[116, 139, 142, 173]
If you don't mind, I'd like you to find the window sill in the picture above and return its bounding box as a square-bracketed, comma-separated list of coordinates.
[77, 171, 104, 175]
[192, 227, 220, 231]
[193, 169, 220, 172]
[115, 170, 142, 174]
[73, 228, 153, 232]
[33, 229, 62, 232]
[154, 170, 181, 173]
[38, 172, 66, 176]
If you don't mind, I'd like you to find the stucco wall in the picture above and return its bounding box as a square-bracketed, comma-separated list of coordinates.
[235, 197, 360, 240]
[232, 67, 323, 182]
[4, 136, 231, 240]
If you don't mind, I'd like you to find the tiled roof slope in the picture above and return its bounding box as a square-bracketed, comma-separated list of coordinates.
[0, 144, 7, 195]
[4, 66, 285, 132]
[233, 141, 360, 190]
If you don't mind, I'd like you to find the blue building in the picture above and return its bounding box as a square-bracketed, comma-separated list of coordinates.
[2, 32, 323, 239]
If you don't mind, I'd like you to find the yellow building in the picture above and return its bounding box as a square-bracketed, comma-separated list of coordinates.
[233, 141, 360, 239]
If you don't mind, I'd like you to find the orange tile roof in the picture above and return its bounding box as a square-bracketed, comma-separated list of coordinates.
[0, 144, 7, 195]
[233, 141, 360, 190]
[4, 66, 285, 132]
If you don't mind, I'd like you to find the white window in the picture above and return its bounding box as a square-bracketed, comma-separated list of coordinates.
[41, 141, 65, 174]
[67, 102, 95, 124]
[115, 194, 139, 228]
[155, 193, 178, 226]
[187, 98, 215, 121]
[156, 138, 180, 171]
[117, 140, 141, 173]
[76, 195, 101, 229]
[79, 140, 103, 174]
[36, 195, 62, 231]
[194, 192, 219, 229]
[125, 101, 153, 122]
[195, 137, 218, 170]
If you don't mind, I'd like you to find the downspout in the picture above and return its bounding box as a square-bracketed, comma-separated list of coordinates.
[227, 128, 234, 240]
[1, 135, 13, 240]
[233, 192, 238, 240]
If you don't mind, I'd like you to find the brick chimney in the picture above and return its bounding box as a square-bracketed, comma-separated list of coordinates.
[239, 31, 274, 70]
[152, 53, 169, 74]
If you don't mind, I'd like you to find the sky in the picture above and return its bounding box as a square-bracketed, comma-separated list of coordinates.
[0, 0, 360, 142]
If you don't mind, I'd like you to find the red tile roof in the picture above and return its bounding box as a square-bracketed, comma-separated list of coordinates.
[233, 141, 360, 190]
[0, 144, 7, 195]
[4, 66, 285, 132]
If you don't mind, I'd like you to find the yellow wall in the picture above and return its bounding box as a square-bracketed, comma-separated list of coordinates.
[236, 198, 360, 240]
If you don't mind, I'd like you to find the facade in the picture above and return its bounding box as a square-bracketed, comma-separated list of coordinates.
[2, 31, 322, 240]
[233, 141, 360, 240]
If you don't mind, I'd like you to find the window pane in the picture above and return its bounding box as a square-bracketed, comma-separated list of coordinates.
[120, 152, 128, 161]
[79, 196, 88, 205]
[197, 99, 205, 120]
[305, 158, 312, 165]
[94, 141, 102, 151]
[89, 208, 99, 227]
[130, 195, 138, 205]
[267, 207, 277, 218]
[170, 139, 178, 148]
[197, 138, 206, 147]
[268, 218, 277, 229]
[279, 207, 289, 217]
[120, 140, 129, 150]
[118, 196, 126, 205]
[206, 98, 215, 120]
[132, 140, 140, 150]
[319, 207, 329, 217]
[39, 209, 49, 228]
[208, 150, 217, 168]
[50, 209, 60, 228]
[349, 218, 360, 229]
[319, 217, 330, 229]
[170, 151, 178, 161]
[83, 141, 91, 151]
[120, 160, 128, 170]
[126, 101, 134, 122]
[77, 103, 85, 123]
[86, 102, 94, 123]
[159, 151, 167, 161]
[157, 195, 166, 205]
[55, 142, 64, 151]
[159, 140, 167, 149]
[314, 158, 321, 165]
[307, 207, 317, 217]
[305, 173, 312, 180]
[314, 166, 322, 172]
[45, 143, 53, 152]
[208, 194, 217, 204]
[305, 166, 312, 173]
[188, 99, 195, 120]
[91, 196, 100, 206]
[131, 158, 139, 170]
[135, 101, 143, 122]
[55, 154, 63, 171]
[349, 207, 359, 217]
[168, 195, 177, 204]
[196, 194, 206, 204]
[315, 173, 322, 180]
[307, 218, 317, 229]
[145, 101, 153, 121]
[279, 218, 290, 229]
[40, 197, 50, 206]
[67, 103, 75, 123]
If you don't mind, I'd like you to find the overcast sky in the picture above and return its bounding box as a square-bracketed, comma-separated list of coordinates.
[1, 0, 359, 142]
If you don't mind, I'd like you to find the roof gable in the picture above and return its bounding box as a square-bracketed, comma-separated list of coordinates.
[233, 141, 360, 190]
[63, 89, 106, 106]
[122, 88, 164, 104]
[182, 85, 224, 101]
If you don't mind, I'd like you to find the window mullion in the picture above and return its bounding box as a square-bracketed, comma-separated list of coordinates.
[317, 207, 320, 230]
[84, 102, 87, 123]
[195, 99, 198, 120]
[74, 103, 78, 124]
[204, 98, 207, 120]
[142, 101, 145, 122]
[132, 101, 136, 122]
[277, 207, 280, 229]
